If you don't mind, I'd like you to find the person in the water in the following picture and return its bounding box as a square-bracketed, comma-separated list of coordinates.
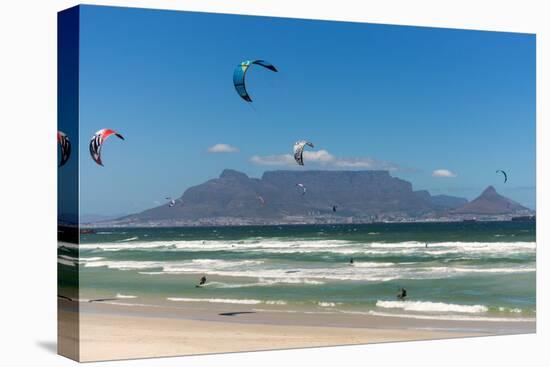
[349, 257, 354, 264]
[198, 276, 207, 286]
[397, 288, 407, 300]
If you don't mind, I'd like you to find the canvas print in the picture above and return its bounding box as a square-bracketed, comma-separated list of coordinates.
[57, 5, 536, 362]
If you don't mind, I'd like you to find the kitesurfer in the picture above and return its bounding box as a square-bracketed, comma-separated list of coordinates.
[397, 288, 407, 300]
[198, 276, 207, 287]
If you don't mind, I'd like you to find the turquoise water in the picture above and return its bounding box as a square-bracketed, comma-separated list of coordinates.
[59, 222, 536, 321]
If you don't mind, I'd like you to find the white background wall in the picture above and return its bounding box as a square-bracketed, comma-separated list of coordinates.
[0, 1, 546, 366]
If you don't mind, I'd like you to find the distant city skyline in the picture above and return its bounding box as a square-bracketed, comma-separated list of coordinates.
[75, 6, 535, 215]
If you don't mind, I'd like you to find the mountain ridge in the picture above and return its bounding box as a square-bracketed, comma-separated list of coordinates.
[451, 185, 529, 215]
[101, 170, 531, 226]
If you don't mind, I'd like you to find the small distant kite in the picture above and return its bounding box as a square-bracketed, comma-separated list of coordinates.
[293, 140, 314, 166]
[257, 195, 265, 207]
[296, 183, 307, 195]
[233, 60, 278, 102]
[164, 197, 180, 208]
[89, 129, 124, 166]
[496, 170, 508, 183]
[57, 131, 71, 167]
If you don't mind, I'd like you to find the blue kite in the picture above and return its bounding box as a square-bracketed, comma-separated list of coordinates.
[233, 60, 278, 102]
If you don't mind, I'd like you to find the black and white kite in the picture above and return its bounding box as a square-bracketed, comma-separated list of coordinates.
[293, 140, 314, 166]
[89, 129, 124, 166]
[57, 131, 71, 167]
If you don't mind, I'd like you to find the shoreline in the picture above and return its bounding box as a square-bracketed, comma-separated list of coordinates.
[59, 299, 535, 361]
[81, 217, 536, 229]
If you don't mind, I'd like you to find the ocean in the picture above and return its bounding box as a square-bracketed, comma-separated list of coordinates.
[59, 221, 536, 322]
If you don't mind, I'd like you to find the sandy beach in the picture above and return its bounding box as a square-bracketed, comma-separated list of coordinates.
[58, 300, 534, 362]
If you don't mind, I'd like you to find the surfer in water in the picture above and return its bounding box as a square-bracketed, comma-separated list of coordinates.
[197, 276, 207, 287]
[397, 288, 407, 300]
[349, 257, 354, 265]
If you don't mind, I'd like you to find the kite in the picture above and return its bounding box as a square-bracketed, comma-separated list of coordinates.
[296, 183, 307, 195]
[257, 195, 265, 206]
[57, 131, 71, 167]
[293, 140, 314, 166]
[89, 129, 124, 166]
[233, 60, 278, 102]
[496, 170, 508, 183]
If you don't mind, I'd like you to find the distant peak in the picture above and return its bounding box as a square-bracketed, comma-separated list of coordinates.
[220, 169, 249, 180]
[481, 185, 497, 196]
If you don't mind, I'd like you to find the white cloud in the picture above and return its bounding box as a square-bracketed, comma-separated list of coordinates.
[250, 149, 400, 171]
[207, 144, 239, 153]
[303, 149, 335, 163]
[432, 169, 457, 178]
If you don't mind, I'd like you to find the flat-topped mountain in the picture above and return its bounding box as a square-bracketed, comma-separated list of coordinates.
[107, 170, 460, 225]
[102, 170, 530, 226]
[452, 186, 530, 215]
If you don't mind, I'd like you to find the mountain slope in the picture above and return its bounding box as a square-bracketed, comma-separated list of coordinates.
[452, 186, 529, 215]
[111, 169, 470, 225]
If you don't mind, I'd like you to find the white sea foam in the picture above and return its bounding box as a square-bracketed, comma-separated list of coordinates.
[376, 300, 488, 313]
[498, 307, 523, 313]
[88, 258, 534, 282]
[363, 310, 534, 323]
[117, 236, 140, 242]
[80, 257, 104, 262]
[266, 300, 288, 305]
[58, 255, 105, 267]
[198, 278, 325, 289]
[57, 258, 76, 267]
[116, 293, 137, 299]
[351, 262, 395, 268]
[58, 242, 78, 249]
[79, 238, 535, 283]
[258, 277, 325, 285]
[85, 260, 163, 270]
[442, 266, 535, 274]
[79, 240, 535, 259]
[59, 254, 77, 261]
[318, 302, 337, 307]
[167, 297, 263, 305]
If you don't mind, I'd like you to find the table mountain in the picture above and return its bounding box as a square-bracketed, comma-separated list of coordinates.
[109, 169, 471, 225]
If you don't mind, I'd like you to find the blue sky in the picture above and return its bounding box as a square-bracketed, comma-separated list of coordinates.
[77, 5, 536, 215]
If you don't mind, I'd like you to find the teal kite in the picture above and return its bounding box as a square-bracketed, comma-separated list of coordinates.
[496, 169, 508, 183]
[233, 60, 278, 102]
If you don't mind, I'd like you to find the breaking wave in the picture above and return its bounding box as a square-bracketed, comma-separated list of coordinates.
[376, 300, 488, 313]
